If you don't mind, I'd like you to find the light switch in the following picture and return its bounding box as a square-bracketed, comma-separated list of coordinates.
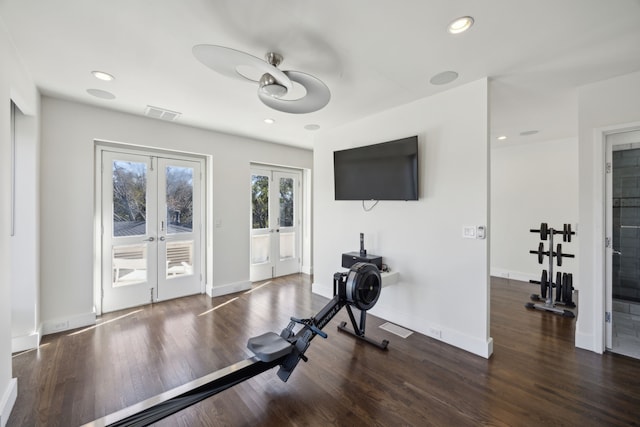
[463, 226, 476, 238]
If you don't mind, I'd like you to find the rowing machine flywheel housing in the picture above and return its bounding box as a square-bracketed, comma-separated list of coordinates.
[341, 262, 381, 311]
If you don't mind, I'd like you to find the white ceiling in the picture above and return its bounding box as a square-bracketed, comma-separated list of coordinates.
[1, 0, 639, 149]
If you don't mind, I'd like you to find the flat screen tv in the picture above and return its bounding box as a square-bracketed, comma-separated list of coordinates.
[334, 135, 419, 201]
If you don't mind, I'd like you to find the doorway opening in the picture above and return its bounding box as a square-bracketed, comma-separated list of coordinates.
[96, 144, 206, 313]
[606, 129, 640, 359]
[250, 165, 303, 282]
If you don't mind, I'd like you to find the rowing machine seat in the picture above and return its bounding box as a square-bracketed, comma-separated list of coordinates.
[247, 332, 293, 362]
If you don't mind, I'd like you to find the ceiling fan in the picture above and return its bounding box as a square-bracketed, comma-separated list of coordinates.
[192, 44, 330, 114]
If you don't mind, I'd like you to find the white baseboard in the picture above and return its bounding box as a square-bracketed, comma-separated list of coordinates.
[0, 378, 17, 427]
[411, 323, 494, 359]
[311, 281, 332, 299]
[208, 280, 251, 297]
[42, 311, 96, 336]
[490, 268, 537, 283]
[575, 330, 602, 354]
[301, 264, 313, 275]
[11, 325, 42, 353]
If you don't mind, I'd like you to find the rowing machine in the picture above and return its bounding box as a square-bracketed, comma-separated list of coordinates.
[84, 262, 383, 427]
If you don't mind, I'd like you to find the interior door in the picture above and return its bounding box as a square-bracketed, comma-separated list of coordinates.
[101, 150, 203, 313]
[250, 167, 301, 281]
[606, 130, 640, 356]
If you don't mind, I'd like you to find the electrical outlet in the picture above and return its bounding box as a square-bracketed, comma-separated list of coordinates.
[51, 321, 69, 332]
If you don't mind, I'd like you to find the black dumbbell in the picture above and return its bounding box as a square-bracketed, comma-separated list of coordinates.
[563, 223, 575, 242]
[530, 222, 549, 241]
[555, 243, 575, 267]
[530, 242, 548, 264]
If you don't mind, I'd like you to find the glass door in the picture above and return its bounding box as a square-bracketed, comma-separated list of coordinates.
[156, 157, 201, 301]
[606, 130, 640, 359]
[101, 150, 203, 313]
[102, 151, 158, 312]
[250, 167, 301, 281]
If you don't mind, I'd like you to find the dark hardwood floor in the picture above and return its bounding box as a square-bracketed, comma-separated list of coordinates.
[8, 276, 640, 426]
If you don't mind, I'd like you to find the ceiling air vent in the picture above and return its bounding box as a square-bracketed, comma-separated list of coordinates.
[144, 105, 181, 121]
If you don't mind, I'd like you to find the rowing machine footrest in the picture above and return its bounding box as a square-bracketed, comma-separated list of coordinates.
[247, 332, 293, 362]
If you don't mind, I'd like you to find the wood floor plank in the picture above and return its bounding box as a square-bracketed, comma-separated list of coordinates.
[8, 275, 640, 426]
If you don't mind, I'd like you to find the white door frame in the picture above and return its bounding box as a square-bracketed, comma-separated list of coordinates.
[594, 121, 640, 352]
[94, 142, 207, 315]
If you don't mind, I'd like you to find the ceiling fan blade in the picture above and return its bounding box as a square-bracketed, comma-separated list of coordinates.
[192, 44, 292, 90]
[258, 70, 330, 114]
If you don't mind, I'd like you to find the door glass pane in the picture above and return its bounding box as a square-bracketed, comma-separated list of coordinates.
[252, 174, 269, 229]
[166, 165, 194, 234]
[612, 148, 640, 302]
[280, 232, 295, 260]
[251, 235, 270, 264]
[279, 177, 294, 227]
[112, 243, 147, 287]
[166, 240, 194, 278]
[113, 160, 147, 237]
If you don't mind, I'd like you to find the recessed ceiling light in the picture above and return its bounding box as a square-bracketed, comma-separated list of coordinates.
[304, 124, 320, 131]
[497, 135, 507, 140]
[520, 130, 539, 136]
[430, 71, 459, 85]
[91, 71, 115, 81]
[448, 16, 474, 34]
[86, 88, 115, 99]
[264, 118, 275, 124]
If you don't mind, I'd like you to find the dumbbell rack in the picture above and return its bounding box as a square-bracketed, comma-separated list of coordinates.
[526, 223, 576, 318]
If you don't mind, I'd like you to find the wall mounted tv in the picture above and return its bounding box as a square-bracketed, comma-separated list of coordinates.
[334, 135, 419, 201]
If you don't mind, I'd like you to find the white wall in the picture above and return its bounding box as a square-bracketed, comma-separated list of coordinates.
[10, 105, 40, 353]
[313, 79, 492, 358]
[491, 138, 579, 282]
[40, 97, 313, 331]
[0, 16, 39, 427]
[577, 70, 640, 353]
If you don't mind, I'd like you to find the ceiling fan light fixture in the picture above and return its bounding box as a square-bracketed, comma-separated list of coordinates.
[448, 16, 474, 34]
[258, 70, 330, 114]
[259, 73, 288, 98]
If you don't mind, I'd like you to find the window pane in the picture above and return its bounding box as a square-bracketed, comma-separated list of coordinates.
[279, 177, 294, 227]
[251, 234, 270, 264]
[166, 165, 194, 234]
[112, 243, 147, 287]
[280, 231, 295, 260]
[166, 240, 194, 279]
[252, 174, 269, 229]
[113, 160, 147, 237]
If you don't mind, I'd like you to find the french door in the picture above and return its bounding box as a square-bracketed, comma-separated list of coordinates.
[605, 130, 640, 358]
[101, 149, 203, 313]
[250, 167, 301, 281]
